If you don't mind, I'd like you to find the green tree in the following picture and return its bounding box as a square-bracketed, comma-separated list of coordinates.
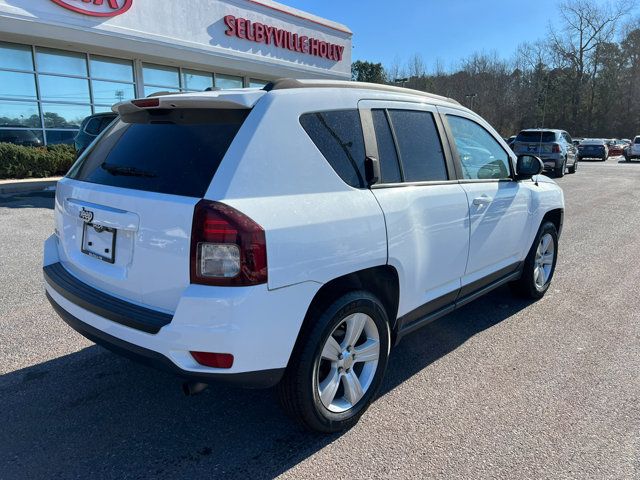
[351, 60, 386, 84]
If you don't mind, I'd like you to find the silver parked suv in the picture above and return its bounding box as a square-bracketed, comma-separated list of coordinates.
[513, 129, 578, 177]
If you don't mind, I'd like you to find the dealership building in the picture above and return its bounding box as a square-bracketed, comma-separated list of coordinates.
[0, 0, 352, 145]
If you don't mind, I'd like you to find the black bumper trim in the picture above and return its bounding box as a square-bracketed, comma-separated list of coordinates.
[43, 262, 172, 334]
[46, 292, 284, 388]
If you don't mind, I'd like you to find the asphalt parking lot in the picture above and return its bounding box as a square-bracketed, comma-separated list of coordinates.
[1, 156, 639, 479]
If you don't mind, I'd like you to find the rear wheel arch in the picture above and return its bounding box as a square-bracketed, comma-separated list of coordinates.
[288, 266, 400, 367]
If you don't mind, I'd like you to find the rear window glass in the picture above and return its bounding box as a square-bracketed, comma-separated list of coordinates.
[300, 110, 366, 188]
[516, 131, 557, 143]
[387, 110, 447, 182]
[68, 109, 248, 197]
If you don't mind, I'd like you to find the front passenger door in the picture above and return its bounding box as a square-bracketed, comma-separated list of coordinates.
[440, 108, 533, 294]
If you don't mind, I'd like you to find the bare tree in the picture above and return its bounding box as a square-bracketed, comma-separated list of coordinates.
[548, 0, 636, 130]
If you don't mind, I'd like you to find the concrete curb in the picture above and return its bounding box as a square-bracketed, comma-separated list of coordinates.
[0, 177, 61, 195]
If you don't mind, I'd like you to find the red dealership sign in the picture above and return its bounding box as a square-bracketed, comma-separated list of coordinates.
[224, 15, 345, 61]
[50, 0, 133, 17]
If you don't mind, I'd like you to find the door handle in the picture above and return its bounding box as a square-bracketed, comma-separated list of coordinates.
[472, 195, 493, 206]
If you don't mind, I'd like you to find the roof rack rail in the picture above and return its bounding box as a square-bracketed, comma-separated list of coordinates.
[262, 78, 460, 105]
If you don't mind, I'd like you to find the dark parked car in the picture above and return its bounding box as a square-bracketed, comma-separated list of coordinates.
[74, 112, 117, 157]
[578, 139, 608, 161]
[0, 128, 43, 147]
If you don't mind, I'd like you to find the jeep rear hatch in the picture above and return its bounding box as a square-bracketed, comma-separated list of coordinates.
[56, 98, 255, 312]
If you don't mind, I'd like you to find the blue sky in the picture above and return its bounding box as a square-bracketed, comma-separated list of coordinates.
[285, 0, 632, 71]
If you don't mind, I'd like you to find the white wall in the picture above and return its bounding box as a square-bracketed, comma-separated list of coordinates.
[0, 0, 352, 80]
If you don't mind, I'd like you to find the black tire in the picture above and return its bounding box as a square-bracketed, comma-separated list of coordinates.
[554, 158, 566, 178]
[278, 290, 390, 433]
[510, 221, 558, 299]
[567, 158, 577, 173]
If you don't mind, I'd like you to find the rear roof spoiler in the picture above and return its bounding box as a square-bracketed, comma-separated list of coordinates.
[113, 90, 266, 115]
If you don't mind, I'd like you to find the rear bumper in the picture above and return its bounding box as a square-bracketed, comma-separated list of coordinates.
[46, 291, 284, 388]
[532, 154, 563, 169]
[43, 235, 320, 388]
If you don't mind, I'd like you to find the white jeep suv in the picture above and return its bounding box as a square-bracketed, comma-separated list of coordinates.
[43, 79, 564, 432]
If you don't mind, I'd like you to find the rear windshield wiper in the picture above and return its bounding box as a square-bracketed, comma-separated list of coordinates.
[101, 162, 157, 178]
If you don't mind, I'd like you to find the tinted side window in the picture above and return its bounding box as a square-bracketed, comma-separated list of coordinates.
[98, 115, 116, 133]
[447, 115, 511, 180]
[85, 117, 102, 135]
[300, 110, 366, 188]
[387, 110, 447, 182]
[371, 109, 401, 183]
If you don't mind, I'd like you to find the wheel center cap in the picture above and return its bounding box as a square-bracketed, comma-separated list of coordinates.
[340, 351, 354, 370]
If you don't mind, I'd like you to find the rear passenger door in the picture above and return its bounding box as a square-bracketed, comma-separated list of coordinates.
[439, 107, 532, 293]
[359, 100, 470, 326]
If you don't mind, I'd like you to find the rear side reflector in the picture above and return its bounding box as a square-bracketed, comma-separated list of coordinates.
[191, 351, 234, 369]
[190, 200, 267, 286]
[132, 98, 160, 108]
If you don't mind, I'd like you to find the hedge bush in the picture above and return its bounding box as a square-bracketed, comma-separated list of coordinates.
[0, 143, 76, 179]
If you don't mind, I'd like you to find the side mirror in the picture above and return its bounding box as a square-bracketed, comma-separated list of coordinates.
[516, 154, 543, 180]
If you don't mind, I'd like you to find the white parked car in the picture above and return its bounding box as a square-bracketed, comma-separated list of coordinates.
[43, 80, 564, 432]
[626, 136, 640, 161]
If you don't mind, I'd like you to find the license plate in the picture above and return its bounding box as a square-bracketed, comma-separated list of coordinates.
[81, 223, 116, 263]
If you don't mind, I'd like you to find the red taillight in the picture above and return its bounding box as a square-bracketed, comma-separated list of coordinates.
[552, 143, 561, 153]
[191, 351, 234, 369]
[132, 98, 160, 108]
[190, 200, 267, 286]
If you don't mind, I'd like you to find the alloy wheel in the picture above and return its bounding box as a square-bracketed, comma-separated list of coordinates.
[317, 312, 380, 413]
[534, 233, 555, 289]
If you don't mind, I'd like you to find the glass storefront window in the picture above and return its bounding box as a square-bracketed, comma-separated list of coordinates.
[0, 71, 38, 100]
[36, 48, 87, 76]
[92, 80, 135, 105]
[216, 74, 244, 89]
[90, 56, 134, 82]
[143, 86, 180, 98]
[45, 130, 78, 145]
[42, 103, 91, 129]
[182, 69, 213, 91]
[93, 105, 115, 113]
[249, 79, 268, 88]
[39, 75, 91, 103]
[0, 100, 41, 127]
[143, 64, 179, 88]
[0, 42, 34, 71]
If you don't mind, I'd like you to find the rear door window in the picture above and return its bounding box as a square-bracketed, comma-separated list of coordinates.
[68, 109, 248, 197]
[371, 109, 402, 183]
[299, 110, 366, 188]
[387, 110, 447, 182]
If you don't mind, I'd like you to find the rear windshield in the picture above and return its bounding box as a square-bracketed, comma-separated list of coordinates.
[68, 109, 248, 197]
[516, 131, 557, 143]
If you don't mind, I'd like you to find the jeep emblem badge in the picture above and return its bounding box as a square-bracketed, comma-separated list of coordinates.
[79, 208, 94, 223]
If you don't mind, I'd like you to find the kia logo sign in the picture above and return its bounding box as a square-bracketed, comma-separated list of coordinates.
[51, 0, 133, 17]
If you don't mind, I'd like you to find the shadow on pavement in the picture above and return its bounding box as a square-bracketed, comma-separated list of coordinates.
[0, 286, 531, 479]
[0, 191, 54, 209]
